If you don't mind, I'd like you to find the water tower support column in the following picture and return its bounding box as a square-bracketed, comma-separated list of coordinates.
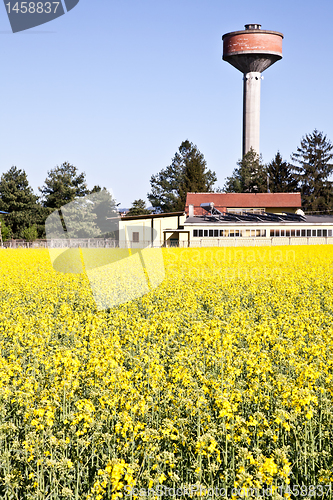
[243, 72, 261, 157]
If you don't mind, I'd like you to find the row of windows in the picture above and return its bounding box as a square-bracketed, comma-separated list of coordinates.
[193, 229, 333, 238]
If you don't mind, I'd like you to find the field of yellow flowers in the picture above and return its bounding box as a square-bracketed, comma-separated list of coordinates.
[0, 246, 333, 500]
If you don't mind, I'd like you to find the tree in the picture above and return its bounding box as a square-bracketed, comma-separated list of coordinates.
[267, 151, 298, 193]
[23, 224, 38, 242]
[127, 199, 152, 216]
[0, 217, 11, 241]
[39, 162, 89, 209]
[224, 148, 267, 193]
[148, 140, 217, 212]
[0, 166, 42, 239]
[291, 130, 333, 212]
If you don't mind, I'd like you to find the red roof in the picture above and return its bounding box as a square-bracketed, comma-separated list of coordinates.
[185, 192, 302, 216]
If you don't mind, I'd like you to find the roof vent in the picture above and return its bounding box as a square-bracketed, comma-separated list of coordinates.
[244, 24, 261, 30]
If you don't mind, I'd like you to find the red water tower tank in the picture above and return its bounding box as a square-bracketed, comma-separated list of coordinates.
[222, 24, 283, 157]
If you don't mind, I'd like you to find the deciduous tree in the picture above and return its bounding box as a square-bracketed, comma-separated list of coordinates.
[127, 199, 152, 216]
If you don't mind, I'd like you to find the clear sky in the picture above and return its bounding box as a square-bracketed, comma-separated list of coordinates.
[0, 0, 332, 208]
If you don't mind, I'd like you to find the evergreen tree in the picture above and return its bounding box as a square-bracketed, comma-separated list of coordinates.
[0, 166, 43, 238]
[267, 151, 298, 193]
[148, 140, 217, 212]
[127, 199, 152, 216]
[39, 162, 89, 209]
[224, 148, 267, 193]
[291, 130, 333, 212]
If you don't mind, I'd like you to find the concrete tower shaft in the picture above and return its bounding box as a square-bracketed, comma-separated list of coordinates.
[222, 24, 283, 157]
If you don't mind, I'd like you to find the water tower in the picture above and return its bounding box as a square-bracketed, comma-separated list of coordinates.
[222, 24, 283, 157]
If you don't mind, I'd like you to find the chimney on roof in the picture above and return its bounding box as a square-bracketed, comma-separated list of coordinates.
[189, 204, 194, 217]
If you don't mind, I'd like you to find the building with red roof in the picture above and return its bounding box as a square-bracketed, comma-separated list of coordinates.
[185, 192, 302, 217]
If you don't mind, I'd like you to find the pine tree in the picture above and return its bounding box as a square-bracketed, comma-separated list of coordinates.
[127, 199, 152, 216]
[224, 148, 267, 193]
[291, 130, 333, 212]
[148, 140, 217, 212]
[0, 166, 43, 238]
[39, 162, 89, 209]
[267, 151, 298, 193]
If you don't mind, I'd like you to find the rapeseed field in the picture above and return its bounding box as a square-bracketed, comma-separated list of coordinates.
[0, 246, 333, 499]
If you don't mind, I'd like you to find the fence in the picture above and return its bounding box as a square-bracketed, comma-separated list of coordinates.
[2, 236, 333, 249]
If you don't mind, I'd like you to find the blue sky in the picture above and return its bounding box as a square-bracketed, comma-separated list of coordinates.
[0, 0, 332, 208]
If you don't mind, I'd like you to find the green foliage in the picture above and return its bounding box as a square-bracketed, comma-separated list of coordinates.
[267, 151, 298, 193]
[148, 140, 217, 212]
[127, 199, 152, 216]
[0, 218, 11, 241]
[291, 129, 333, 212]
[0, 166, 41, 239]
[46, 190, 119, 240]
[39, 162, 89, 209]
[23, 224, 38, 242]
[224, 148, 267, 193]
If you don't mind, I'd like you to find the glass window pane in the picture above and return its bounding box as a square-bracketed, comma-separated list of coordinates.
[193, 230, 198, 237]
[199, 229, 203, 237]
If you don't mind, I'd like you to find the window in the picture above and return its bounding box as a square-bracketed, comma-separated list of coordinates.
[220, 230, 224, 237]
[132, 232, 139, 243]
[260, 229, 266, 237]
[312, 229, 316, 237]
[317, 229, 322, 237]
[329, 230, 332, 237]
[275, 229, 280, 237]
[307, 229, 311, 237]
[209, 229, 213, 237]
[291, 230, 295, 237]
[227, 208, 265, 215]
[204, 230, 208, 237]
[281, 229, 285, 237]
[286, 230, 290, 237]
[301, 229, 306, 237]
[296, 230, 300, 237]
[270, 229, 274, 237]
[323, 229, 327, 237]
[193, 230, 198, 237]
[214, 230, 219, 237]
[199, 229, 203, 237]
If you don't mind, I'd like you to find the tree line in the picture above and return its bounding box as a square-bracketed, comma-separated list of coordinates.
[0, 163, 108, 241]
[1, 129, 332, 240]
[147, 129, 333, 214]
